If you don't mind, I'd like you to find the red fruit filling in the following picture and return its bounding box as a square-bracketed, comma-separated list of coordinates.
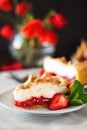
[14, 96, 51, 108]
[79, 56, 87, 62]
[39, 69, 45, 76]
[62, 76, 76, 84]
[39, 69, 56, 76]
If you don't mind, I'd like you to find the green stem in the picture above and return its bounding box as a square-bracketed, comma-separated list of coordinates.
[13, 0, 18, 7]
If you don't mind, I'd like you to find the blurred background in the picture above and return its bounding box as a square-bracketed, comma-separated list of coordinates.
[0, 0, 87, 68]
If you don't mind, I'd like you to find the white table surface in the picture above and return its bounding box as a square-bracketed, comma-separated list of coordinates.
[0, 68, 87, 130]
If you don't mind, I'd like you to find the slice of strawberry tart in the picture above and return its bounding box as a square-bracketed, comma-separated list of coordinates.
[43, 56, 87, 85]
[13, 72, 69, 110]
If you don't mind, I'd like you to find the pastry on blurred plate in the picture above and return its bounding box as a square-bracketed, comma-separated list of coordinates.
[13, 72, 69, 109]
[72, 40, 87, 63]
[43, 56, 87, 85]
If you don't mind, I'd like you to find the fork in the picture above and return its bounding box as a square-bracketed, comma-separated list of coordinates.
[9, 72, 28, 83]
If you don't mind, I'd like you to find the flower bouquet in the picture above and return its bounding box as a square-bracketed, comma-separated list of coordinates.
[0, 0, 68, 66]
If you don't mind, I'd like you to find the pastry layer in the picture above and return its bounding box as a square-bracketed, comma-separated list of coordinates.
[13, 73, 69, 101]
[43, 56, 87, 85]
[74, 40, 87, 61]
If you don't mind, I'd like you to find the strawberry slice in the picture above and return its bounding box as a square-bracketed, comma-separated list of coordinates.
[48, 93, 68, 110]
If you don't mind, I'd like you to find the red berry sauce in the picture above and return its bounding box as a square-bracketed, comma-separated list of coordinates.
[79, 56, 87, 62]
[14, 96, 51, 108]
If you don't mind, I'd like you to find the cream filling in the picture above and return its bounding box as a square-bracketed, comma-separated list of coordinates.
[13, 83, 68, 101]
[44, 59, 76, 78]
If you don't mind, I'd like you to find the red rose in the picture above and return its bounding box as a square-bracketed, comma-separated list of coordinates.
[39, 29, 58, 45]
[0, 0, 13, 12]
[15, 2, 30, 16]
[48, 14, 68, 29]
[21, 19, 44, 38]
[0, 25, 14, 40]
[1, 62, 22, 71]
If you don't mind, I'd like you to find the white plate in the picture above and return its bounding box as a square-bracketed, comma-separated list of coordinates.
[0, 89, 85, 116]
[84, 85, 87, 89]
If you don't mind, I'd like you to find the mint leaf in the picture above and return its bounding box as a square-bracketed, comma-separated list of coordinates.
[69, 99, 84, 106]
[68, 80, 87, 106]
[70, 92, 79, 99]
[79, 94, 87, 103]
[69, 80, 84, 100]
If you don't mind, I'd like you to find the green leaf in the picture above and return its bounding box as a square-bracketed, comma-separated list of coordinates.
[79, 94, 87, 103]
[70, 92, 79, 99]
[69, 99, 84, 106]
[69, 80, 84, 100]
[67, 80, 87, 106]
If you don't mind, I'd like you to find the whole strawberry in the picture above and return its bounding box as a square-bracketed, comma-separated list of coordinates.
[48, 93, 68, 110]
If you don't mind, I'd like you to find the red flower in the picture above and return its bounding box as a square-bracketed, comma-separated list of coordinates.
[1, 62, 23, 71]
[0, 0, 13, 12]
[21, 19, 44, 38]
[39, 29, 58, 45]
[48, 14, 68, 29]
[0, 25, 14, 40]
[15, 2, 30, 16]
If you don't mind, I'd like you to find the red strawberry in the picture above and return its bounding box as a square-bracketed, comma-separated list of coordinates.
[48, 93, 68, 110]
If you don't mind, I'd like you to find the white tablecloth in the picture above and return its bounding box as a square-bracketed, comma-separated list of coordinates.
[0, 68, 87, 130]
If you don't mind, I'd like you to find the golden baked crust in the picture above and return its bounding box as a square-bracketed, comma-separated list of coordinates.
[16, 72, 69, 91]
[75, 61, 87, 84]
[44, 56, 73, 65]
[45, 56, 69, 64]
[74, 40, 87, 61]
